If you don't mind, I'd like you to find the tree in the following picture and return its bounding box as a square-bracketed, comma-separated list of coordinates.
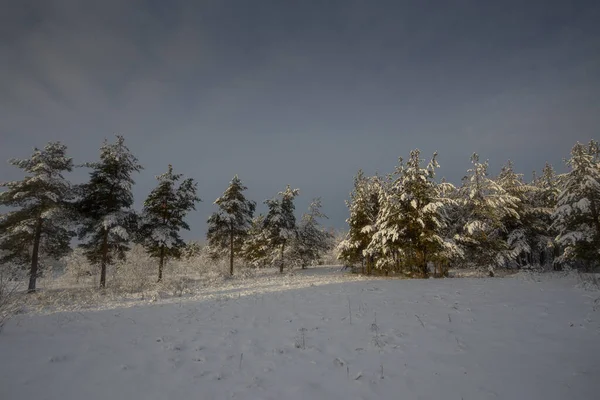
[337, 171, 381, 274]
[495, 160, 541, 267]
[139, 165, 200, 282]
[532, 163, 561, 268]
[552, 140, 600, 270]
[0, 142, 75, 292]
[242, 215, 271, 268]
[434, 179, 466, 275]
[290, 198, 333, 269]
[367, 150, 451, 277]
[456, 153, 520, 269]
[263, 185, 300, 273]
[206, 175, 255, 275]
[76, 135, 142, 288]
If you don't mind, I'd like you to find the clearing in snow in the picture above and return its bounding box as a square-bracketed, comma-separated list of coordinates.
[1, 267, 599, 400]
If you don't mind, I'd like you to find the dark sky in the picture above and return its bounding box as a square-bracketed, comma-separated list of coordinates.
[1, 0, 599, 239]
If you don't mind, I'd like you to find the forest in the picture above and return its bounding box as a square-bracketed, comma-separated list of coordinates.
[0, 136, 599, 300]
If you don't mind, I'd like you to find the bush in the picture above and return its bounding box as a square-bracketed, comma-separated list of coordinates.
[63, 248, 97, 285]
[0, 264, 23, 332]
[113, 245, 154, 294]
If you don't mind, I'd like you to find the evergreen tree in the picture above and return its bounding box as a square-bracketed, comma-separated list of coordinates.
[367, 150, 451, 277]
[289, 198, 333, 269]
[532, 163, 561, 268]
[552, 140, 600, 270]
[76, 135, 142, 288]
[0, 142, 75, 292]
[457, 153, 520, 268]
[496, 160, 540, 267]
[434, 179, 466, 275]
[206, 175, 255, 275]
[263, 185, 299, 273]
[242, 214, 271, 268]
[139, 165, 200, 282]
[337, 171, 381, 274]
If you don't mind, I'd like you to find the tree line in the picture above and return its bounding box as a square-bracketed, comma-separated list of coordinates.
[0, 136, 333, 293]
[1, 136, 598, 293]
[337, 141, 600, 276]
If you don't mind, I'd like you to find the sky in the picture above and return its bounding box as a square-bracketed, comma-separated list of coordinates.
[1, 0, 599, 239]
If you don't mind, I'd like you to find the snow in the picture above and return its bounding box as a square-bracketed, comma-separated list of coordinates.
[1, 267, 599, 400]
[151, 227, 176, 247]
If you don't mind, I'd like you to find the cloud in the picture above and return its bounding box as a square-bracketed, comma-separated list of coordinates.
[1, 0, 599, 237]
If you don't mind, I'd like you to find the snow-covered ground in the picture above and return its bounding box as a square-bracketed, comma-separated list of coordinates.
[1, 267, 599, 399]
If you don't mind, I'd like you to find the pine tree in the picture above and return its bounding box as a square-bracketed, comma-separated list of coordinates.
[496, 160, 540, 267]
[206, 175, 255, 275]
[552, 140, 600, 270]
[367, 150, 451, 277]
[532, 163, 561, 268]
[289, 198, 333, 269]
[434, 179, 466, 275]
[139, 165, 200, 282]
[457, 153, 520, 268]
[76, 135, 142, 288]
[0, 142, 75, 292]
[263, 185, 299, 273]
[337, 171, 381, 274]
[242, 215, 271, 268]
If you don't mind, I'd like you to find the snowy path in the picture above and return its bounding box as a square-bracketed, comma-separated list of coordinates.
[1, 269, 599, 399]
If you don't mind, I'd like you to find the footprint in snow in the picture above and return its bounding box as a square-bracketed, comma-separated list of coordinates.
[333, 357, 345, 367]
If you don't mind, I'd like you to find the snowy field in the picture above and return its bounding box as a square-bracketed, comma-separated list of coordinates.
[1, 267, 599, 400]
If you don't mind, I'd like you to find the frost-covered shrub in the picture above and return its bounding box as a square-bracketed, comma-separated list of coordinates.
[113, 244, 154, 294]
[180, 241, 203, 259]
[171, 243, 227, 276]
[63, 248, 97, 285]
[0, 263, 24, 331]
[321, 230, 345, 265]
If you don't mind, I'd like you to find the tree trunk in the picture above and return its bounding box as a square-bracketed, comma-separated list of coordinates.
[100, 228, 109, 289]
[229, 225, 234, 276]
[27, 216, 43, 293]
[553, 245, 562, 271]
[590, 197, 600, 240]
[421, 248, 428, 278]
[280, 241, 285, 273]
[158, 198, 168, 283]
[158, 245, 165, 282]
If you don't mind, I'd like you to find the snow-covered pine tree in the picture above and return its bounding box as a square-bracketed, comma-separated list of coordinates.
[76, 135, 142, 288]
[0, 142, 75, 292]
[457, 153, 520, 269]
[263, 185, 299, 273]
[241, 214, 271, 268]
[552, 140, 600, 270]
[140, 165, 200, 282]
[367, 150, 450, 277]
[289, 198, 333, 269]
[434, 179, 466, 275]
[532, 163, 561, 268]
[495, 160, 540, 267]
[206, 175, 255, 275]
[337, 171, 381, 274]
[362, 175, 395, 274]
